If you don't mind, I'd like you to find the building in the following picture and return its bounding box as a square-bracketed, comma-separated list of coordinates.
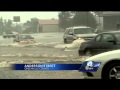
[37, 19, 62, 33]
[96, 11, 120, 30]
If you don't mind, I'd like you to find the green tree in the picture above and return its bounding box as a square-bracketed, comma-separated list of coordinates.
[2, 19, 14, 33]
[94, 11, 103, 16]
[71, 12, 97, 29]
[6, 19, 12, 27]
[23, 20, 31, 33]
[0, 17, 3, 35]
[58, 12, 73, 29]
[23, 18, 39, 33]
[30, 18, 39, 33]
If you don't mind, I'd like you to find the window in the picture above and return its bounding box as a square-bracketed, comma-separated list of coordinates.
[19, 35, 27, 39]
[114, 33, 120, 41]
[68, 29, 73, 34]
[15, 36, 19, 39]
[101, 34, 114, 42]
[9, 32, 13, 34]
[69, 29, 72, 32]
[74, 28, 94, 34]
[95, 35, 101, 42]
[65, 29, 69, 34]
[27, 35, 33, 39]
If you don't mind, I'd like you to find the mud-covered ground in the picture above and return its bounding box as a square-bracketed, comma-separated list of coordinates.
[0, 33, 89, 79]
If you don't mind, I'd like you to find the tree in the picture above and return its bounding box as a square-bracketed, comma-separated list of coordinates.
[6, 19, 12, 28]
[94, 11, 103, 16]
[23, 20, 31, 28]
[23, 17, 39, 33]
[58, 12, 73, 29]
[0, 17, 3, 35]
[58, 11, 97, 30]
[23, 20, 31, 33]
[30, 18, 39, 33]
[71, 12, 97, 29]
[8, 19, 12, 27]
[2, 19, 15, 33]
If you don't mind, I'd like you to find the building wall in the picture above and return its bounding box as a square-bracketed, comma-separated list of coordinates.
[95, 17, 103, 30]
[99, 17, 103, 30]
[103, 12, 120, 15]
[37, 24, 60, 33]
[42, 24, 59, 32]
[103, 16, 120, 30]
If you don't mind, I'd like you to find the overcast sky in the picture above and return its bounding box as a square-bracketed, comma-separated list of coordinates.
[0, 12, 59, 23]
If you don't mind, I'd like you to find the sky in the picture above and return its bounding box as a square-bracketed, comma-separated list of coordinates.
[0, 12, 59, 23]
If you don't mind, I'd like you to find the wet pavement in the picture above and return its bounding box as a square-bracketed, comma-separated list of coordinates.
[0, 33, 88, 79]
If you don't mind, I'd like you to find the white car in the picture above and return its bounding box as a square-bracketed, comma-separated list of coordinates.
[81, 49, 120, 79]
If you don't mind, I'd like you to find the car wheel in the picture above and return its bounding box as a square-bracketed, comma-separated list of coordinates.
[102, 63, 120, 79]
[64, 39, 68, 44]
[85, 49, 92, 56]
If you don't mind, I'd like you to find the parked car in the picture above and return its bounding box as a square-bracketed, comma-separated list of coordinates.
[13, 34, 35, 43]
[78, 31, 120, 56]
[3, 32, 19, 38]
[63, 26, 97, 44]
[81, 49, 120, 79]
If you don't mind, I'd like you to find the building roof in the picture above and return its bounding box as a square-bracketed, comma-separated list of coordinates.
[100, 31, 120, 34]
[38, 19, 59, 25]
[99, 11, 120, 17]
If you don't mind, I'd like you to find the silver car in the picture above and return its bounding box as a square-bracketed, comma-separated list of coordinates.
[63, 26, 97, 43]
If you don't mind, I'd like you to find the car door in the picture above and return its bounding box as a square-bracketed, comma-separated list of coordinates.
[88, 34, 103, 55]
[108, 33, 120, 50]
[96, 33, 116, 53]
[66, 28, 74, 43]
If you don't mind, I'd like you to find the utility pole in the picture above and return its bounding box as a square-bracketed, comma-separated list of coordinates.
[86, 12, 88, 27]
[99, 16, 100, 30]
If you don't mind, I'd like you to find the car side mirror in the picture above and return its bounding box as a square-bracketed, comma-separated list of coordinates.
[69, 32, 73, 35]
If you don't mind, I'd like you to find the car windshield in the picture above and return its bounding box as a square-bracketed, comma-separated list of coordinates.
[19, 35, 32, 39]
[19, 35, 27, 39]
[74, 28, 94, 34]
[27, 35, 33, 39]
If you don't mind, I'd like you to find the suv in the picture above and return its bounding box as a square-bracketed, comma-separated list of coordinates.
[63, 26, 97, 44]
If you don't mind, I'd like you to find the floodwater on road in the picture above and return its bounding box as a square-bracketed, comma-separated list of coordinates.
[0, 33, 89, 79]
